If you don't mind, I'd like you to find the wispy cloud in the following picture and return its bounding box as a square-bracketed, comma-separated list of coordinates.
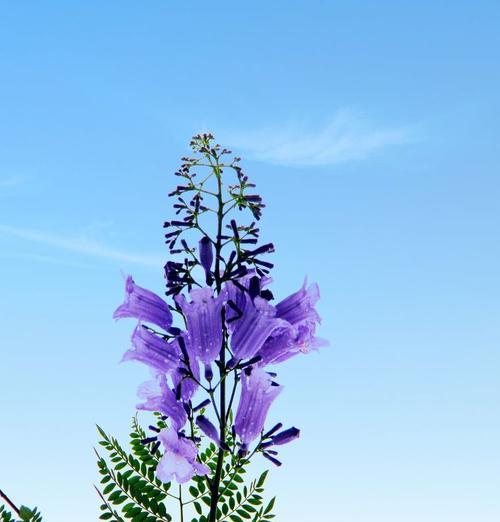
[222, 110, 415, 167]
[0, 225, 164, 268]
[0, 252, 95, 269]
[0, 176, 25, 188]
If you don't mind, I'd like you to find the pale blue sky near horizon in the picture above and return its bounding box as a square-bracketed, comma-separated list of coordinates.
[1, 2, 499, 521]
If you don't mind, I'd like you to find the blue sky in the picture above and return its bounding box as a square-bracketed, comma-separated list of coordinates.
[1, 1, 499, 521]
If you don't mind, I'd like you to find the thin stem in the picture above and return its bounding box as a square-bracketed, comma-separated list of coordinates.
[226, 370, 240, 419]
[208, 389, 222, 424]
[0, 489, 20, 516]
[179, 485, 184, 522]
[208, 152, 228, 522]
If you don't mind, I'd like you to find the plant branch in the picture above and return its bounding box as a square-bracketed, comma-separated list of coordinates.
[0, 489, 20, 516]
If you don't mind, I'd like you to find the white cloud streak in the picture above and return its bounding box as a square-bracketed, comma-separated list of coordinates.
[0, 176, 24, 188]
[223, 110, 415, 167]
[0, 225, 164, 268]
[0, 252, 95, 269]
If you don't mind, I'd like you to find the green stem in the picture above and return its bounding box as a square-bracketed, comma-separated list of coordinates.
[179, 485, 184, 522]
[208, 153, 228, 522]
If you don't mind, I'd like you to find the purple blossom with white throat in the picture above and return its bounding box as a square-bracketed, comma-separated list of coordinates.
[175, 287, 226, 366]
[121, 324, 180, 374]
[156, 427, 209, 484]
[234, 367, 282, 449]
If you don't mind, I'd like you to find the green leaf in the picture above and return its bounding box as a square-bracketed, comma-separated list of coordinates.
[263, 497, 275, 515]
[256, 471, 268, 488]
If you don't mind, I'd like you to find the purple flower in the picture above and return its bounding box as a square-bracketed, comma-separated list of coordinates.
[256, 322, 327, 366]
[195, 415, 223, 448]
[122, 324, 180, 374]
[229, 293, 287, 363]
[136, 375, 187, 430]
[255, 280, 327, 366]
[156, 427, 210, 484]
[175, 287, 226, 365]
[114, 275, 173, 331]
[276, 279, 320, 326]
[234, 368, 282, 448]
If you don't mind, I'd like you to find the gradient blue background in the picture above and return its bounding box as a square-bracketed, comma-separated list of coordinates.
[1, 2, 499, 521]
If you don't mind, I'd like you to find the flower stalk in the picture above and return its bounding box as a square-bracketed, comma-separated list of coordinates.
[100, 133, 327, 521]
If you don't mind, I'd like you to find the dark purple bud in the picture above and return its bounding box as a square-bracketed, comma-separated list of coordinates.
[148, 425, 161, 433]
[228, 250, 237, 266]
[260, 440, 274, 449]
[248, 276, 260, 300]
[246, 243, 274, 257]
[238, 444, 248, 458]
[193, 399, 211, 412]
[260, 289, 274, 301]
[168, 326, 182, 336]
[238, 355, 262, 369]
[177, 335, 190, 362]
[271, 427, 300, 446]
[262, 452, 282, 467]
[254, 259, 274, 269]
[263, 423, 283, 439]
[230, 220, 240, 239]
[141, 436, 158, 445]
[196, 415, 221, 447]
[204, 364, 213, 382]
[151, 441, 161, 455]
[199, 236, 213, 284]
[226, 357, 239, 369]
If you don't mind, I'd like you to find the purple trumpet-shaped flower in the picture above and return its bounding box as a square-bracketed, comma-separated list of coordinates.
[156, 427, 209, 484]
[175, 287, 226, 365]
[122, 324, 180, 374]
[256, 322, 328, 366]
[234, 368, 282, 448]
[229, 293, 287, 363]
[113, 275, 173, 331]
[255, 279, 327, 366]
[276, 279, 320, 326]
[199, 236, 213, 284]
[136, 375, 187, 430]
[195, 415, 225, 448]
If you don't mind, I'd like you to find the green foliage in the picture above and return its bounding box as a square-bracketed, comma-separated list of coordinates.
[0, 504, 42, 522]
[96, 416, 277, 521]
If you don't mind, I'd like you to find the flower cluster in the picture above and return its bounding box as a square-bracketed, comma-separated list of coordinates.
[114, 270, 325, 483]
[109, 134, 327, 522]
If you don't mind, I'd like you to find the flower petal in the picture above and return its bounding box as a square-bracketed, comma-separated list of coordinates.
[113, 275, 172, 330]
